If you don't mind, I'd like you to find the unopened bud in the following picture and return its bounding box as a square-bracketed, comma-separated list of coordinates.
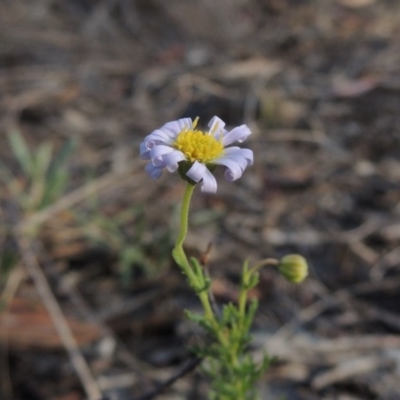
[278, 254, 308, 283]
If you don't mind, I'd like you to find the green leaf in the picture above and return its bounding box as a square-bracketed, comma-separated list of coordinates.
[41, 171, 68, 208]
[32, 142, 53, 181]
[184, 309, 213, 332]
[242, 258, 250, 275]
[244, 299, 259, 331]
[47, 138, 75, 181]
[247, 272, 259, 289]
[8, 130, 33, 175]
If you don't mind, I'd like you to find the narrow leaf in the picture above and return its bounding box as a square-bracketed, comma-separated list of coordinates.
[7, 130, 33, 175]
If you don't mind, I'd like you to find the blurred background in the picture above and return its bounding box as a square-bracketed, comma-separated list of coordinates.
[1, 0, 400, 399]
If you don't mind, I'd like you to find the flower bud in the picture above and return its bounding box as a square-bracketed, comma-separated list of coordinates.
[278, 254, 308, 283]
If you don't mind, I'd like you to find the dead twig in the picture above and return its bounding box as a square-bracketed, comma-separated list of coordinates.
[132, 357, 202, 400]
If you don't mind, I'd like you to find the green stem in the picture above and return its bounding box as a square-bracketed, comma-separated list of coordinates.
[173, 182, 228, 346]
[172, 183, 261, 399]
[249, 258, 278, 275]
[175, 183, 196, 254]
[172, 183, 197, 282]
[238, 286, 248, 319]
[198, 291, 216, 322]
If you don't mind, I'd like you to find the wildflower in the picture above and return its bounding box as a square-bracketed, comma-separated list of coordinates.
[278, 254, 308, 283]
[140, 116, 253, 193]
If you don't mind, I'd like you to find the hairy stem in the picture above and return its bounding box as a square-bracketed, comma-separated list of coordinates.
[173, 182, 227, 345]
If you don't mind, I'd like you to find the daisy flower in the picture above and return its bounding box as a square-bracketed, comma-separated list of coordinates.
[140, 116, 253, 193]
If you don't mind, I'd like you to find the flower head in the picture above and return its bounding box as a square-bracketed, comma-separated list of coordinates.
[278, 254, 308, 283]
[140, 116, 253, 193]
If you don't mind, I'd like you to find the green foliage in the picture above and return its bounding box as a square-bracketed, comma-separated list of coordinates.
[200, 259, 271, 400]
[177, 253, 272, 399]
[81, 205, 171, 285]
[189, 257, 211, 293]
[171, 183, 308, 399]
[171, 183, 274, 399]
[1, 130, 74, 213]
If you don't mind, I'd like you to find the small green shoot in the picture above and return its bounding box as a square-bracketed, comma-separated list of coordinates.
[1, 130, 75, 214]
[78, 204, 171, 286]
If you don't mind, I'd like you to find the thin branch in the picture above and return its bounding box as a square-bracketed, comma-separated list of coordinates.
[133, 357, 202, 400]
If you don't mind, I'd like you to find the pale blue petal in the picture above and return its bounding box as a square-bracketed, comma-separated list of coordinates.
[216, 129, 228, 141]
[161, 118, 192, 137]
[145, 162, 162, 180]
[150, 145, 174, 167]
[145, 129, 174, 144]
[208, 116, 226, 137]
[143, 138, 158, 150]
[163, 150, 186, 172]
[213, 157, 243, 181]
[222, 125, 252, 146]
[215, 153, 248, 171]
[186, 161, 206, 182]
[201, 168, 217, 193]
[176, 118, 193, 130]
[223, 147, 254, 166]
[140, 142, 151, 160]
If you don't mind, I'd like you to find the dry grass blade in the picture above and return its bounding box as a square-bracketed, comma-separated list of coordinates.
[0, 266, 25, 400]
[15, 234, 102, 400]
[133, 357, 202, 400]
[312, 356, 384, 390]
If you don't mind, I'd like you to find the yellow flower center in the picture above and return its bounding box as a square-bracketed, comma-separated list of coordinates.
[173, 118, 224, 163]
